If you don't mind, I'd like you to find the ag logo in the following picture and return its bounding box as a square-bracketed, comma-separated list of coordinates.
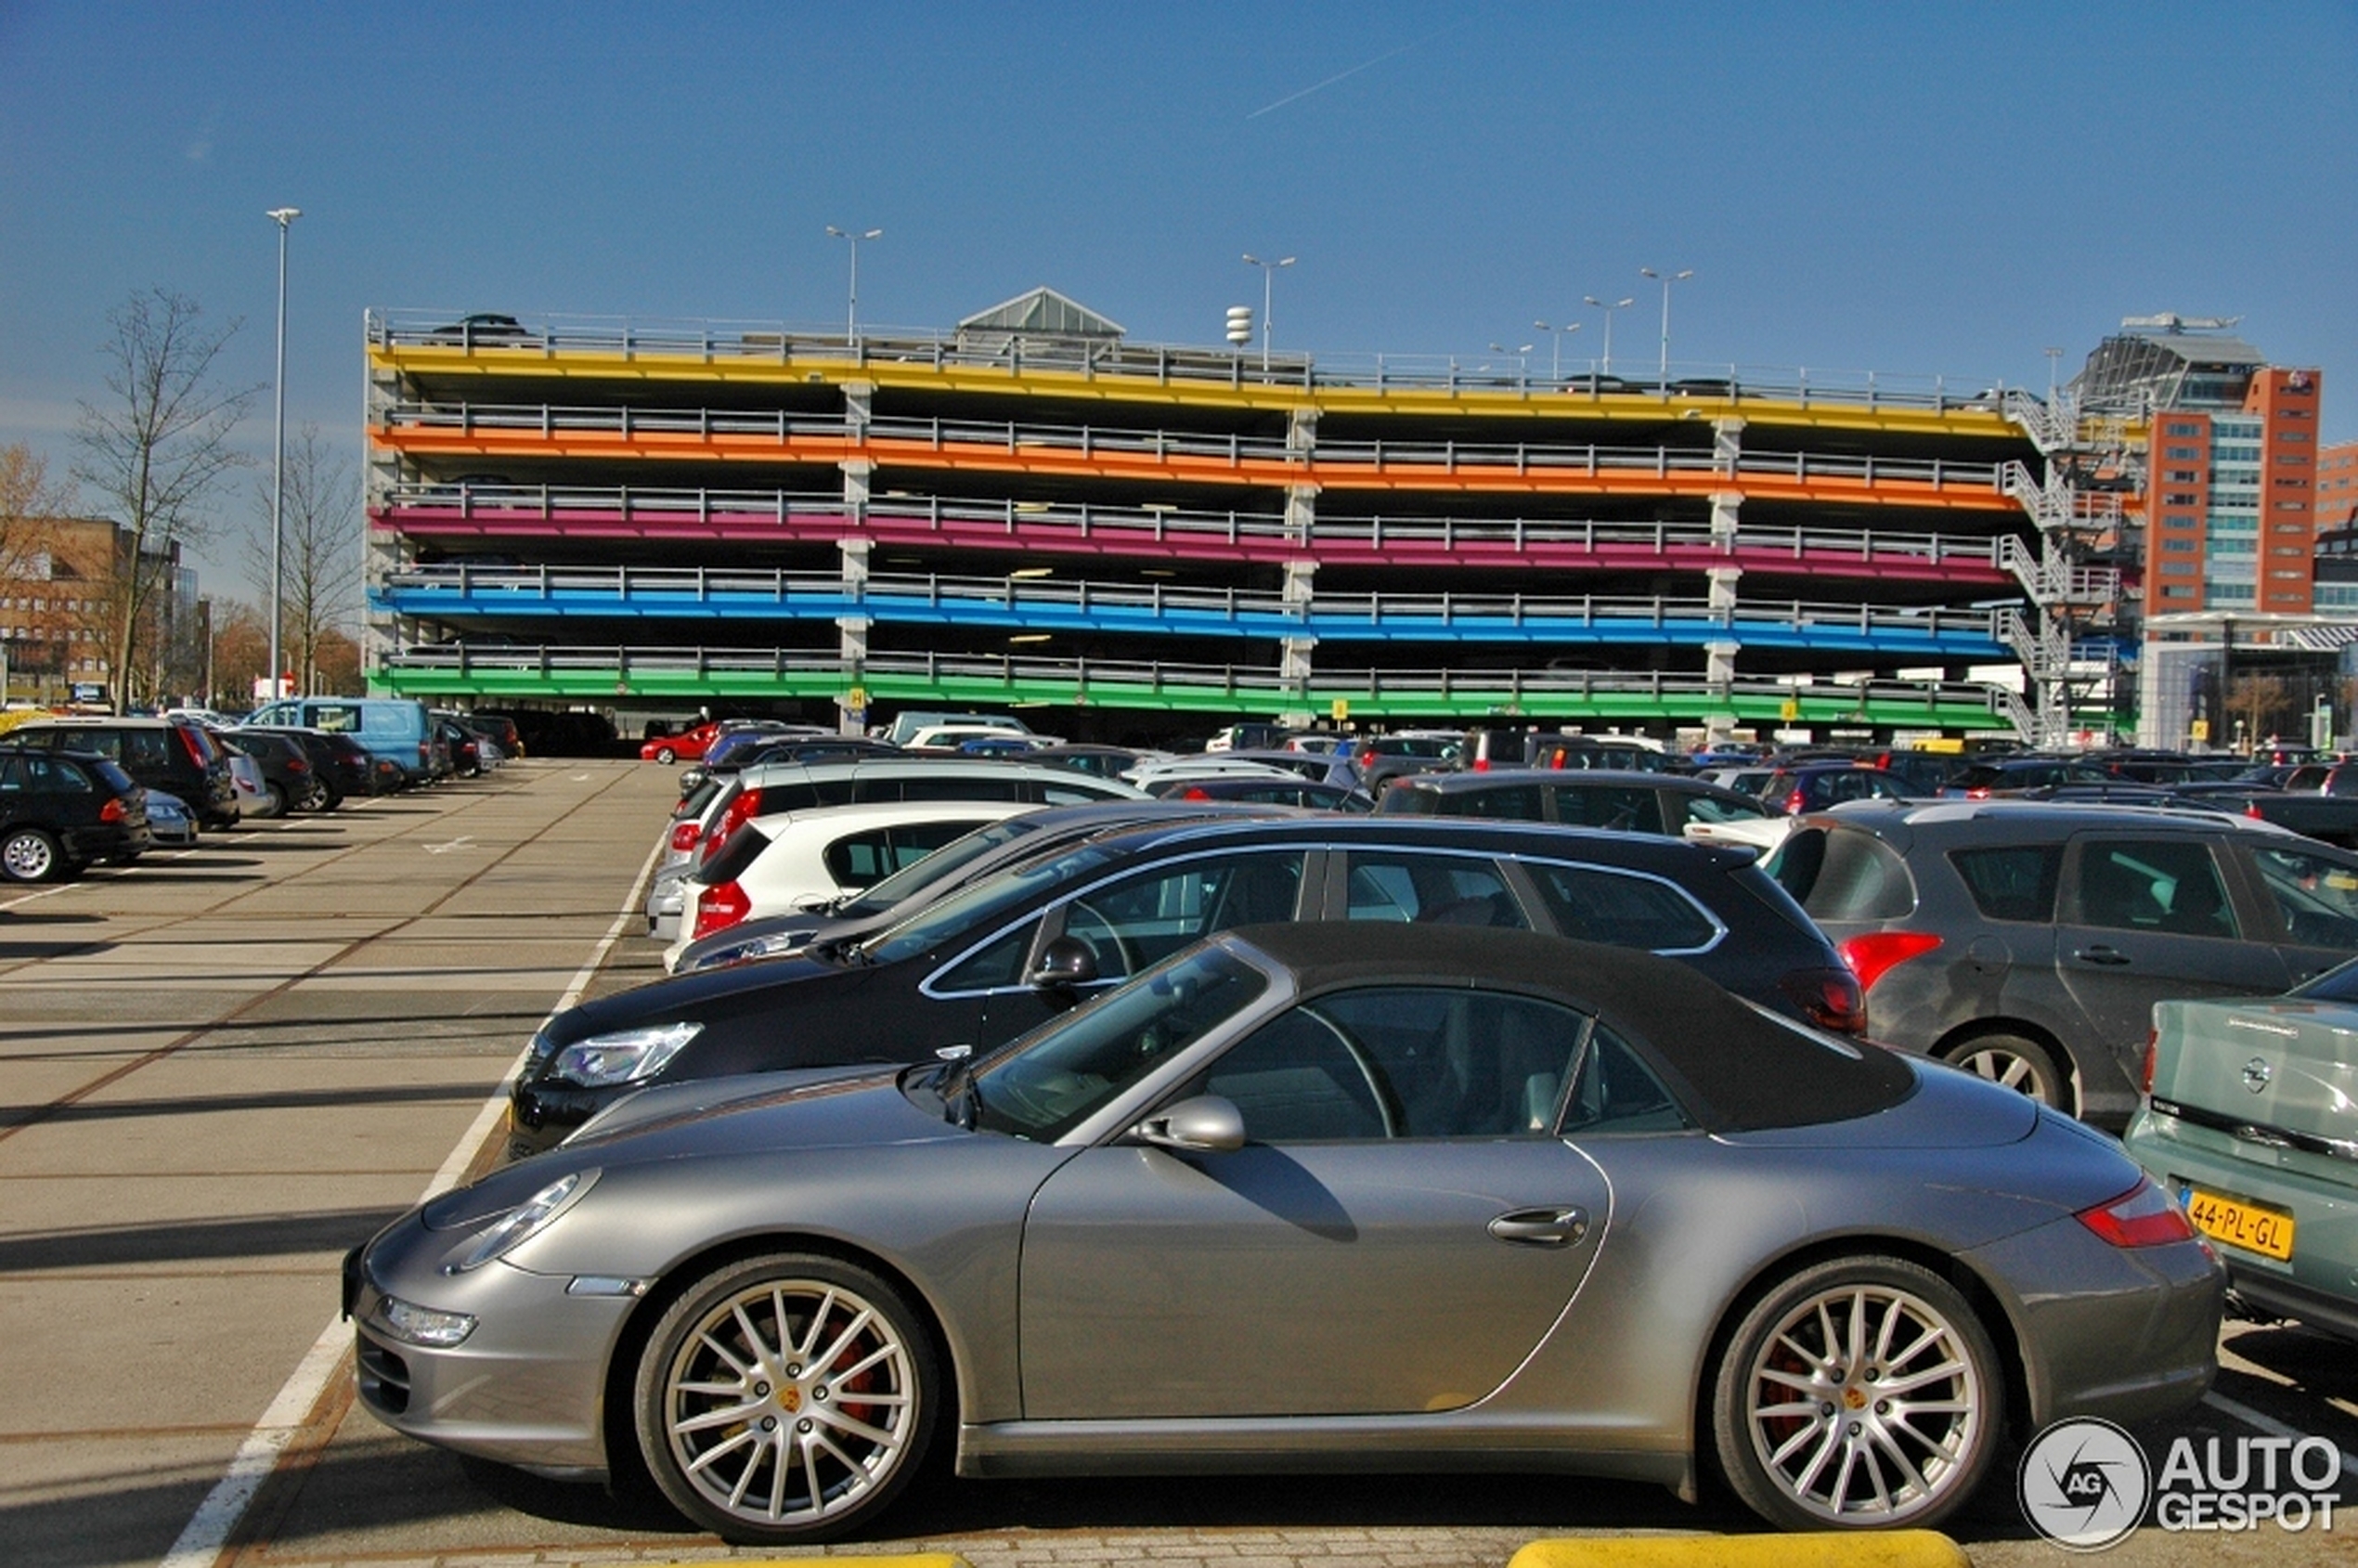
[2019, 1418, 2150, 1551]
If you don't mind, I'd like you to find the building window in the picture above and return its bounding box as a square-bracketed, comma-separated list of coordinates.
[2168, 421, 2202, 435]
[2166, 446, 2201, 460]
[2162, 538, 2197, 552]
[2160, 586, 2196, 599]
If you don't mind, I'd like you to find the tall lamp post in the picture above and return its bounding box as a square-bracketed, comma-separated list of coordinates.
[1241, 253, 1295, 373]
[1532, 319, 1580, 382]
[266, 206, 300, 704]
[1638, 266, 1693, 393]
[826, 226, 883, 347]
[1583, 294, 1635, 378]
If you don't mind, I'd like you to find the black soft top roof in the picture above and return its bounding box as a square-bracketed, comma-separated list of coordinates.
[1224, 922, 1914, 1134]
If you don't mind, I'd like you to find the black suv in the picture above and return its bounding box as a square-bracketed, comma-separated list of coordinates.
[10, 718, 238, 828]
[0, 745, 152, 881]
[1778, 799, 2358, 1127]
[1374, 769, 1777, 838]
[512, 816, 1857, 1156]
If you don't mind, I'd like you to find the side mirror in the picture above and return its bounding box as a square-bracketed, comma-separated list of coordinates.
[1132, 1094, 1246, 1154]
[1026, 934, 1099, 991]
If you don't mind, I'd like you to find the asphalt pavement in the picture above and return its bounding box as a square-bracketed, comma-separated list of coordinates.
[0, 757, 2349, 1568]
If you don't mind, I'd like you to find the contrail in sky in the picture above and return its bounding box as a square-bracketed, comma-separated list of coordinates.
[1245, 25, 1458, 120]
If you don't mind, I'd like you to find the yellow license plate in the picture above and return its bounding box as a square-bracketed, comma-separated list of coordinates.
[2185, 1186, 2296, 1262]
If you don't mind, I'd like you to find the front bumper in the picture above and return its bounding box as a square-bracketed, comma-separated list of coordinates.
[346, 1212, 636, 1477]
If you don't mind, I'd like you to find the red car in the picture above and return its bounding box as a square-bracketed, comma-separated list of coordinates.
[641, 721, 724, 765]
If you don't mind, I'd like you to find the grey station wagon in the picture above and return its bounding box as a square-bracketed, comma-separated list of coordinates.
[1778, 800, 2358, 1127]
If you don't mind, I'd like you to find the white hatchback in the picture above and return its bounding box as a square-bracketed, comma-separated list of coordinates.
[666, 798, 1032, 971]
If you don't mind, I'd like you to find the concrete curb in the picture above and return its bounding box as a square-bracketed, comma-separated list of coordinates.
[1509, 1532, 1971, 1568]
[667, 1558, 970, 1568]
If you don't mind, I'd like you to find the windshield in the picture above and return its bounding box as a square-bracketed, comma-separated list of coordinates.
[845, 816, 1045, 914]
[861, 841, 1121, 965]
[965, 943, 1270, 1141]
[2292, 954, 2358, 1004]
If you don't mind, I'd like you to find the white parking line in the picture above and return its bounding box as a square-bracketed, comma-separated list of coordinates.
[158, 826, 667, 1568]
[2203, 1390, 2358, 1482]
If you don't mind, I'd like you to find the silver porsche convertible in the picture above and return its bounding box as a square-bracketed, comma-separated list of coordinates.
[346, 923, 2222, 1541]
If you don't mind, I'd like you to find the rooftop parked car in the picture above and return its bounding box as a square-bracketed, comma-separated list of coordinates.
[355, 922, 2221, 1545]
[1757, 764, 1923, 816]
[0, 745, 151, 881]
[1775, 799, 2358, 1126]
[2128, 952, 2358, 1341]
[515, 815, 1862, 1157]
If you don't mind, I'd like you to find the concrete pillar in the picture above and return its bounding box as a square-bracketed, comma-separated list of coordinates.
[1709, 489, 1743, 542]
[1280, 406, 1320, 719]
[1712, 417, 1745, 473]
[837, 445, 875, 733]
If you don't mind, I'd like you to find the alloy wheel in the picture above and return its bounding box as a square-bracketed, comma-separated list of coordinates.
[3, 828, 59, 882]
[643, 1262, 926, 1539]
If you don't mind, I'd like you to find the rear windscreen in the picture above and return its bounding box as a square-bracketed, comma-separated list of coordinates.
[1780, 827, 1916, 922]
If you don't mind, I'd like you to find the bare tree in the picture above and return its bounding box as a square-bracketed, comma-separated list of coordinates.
[244, 422, 361, 693]
[0, 442, 72, 584]
[72, 289, 258, 710]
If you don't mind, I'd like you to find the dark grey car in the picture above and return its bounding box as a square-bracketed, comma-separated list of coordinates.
[349, 923, 2221, 1545]
[1779, 800, 2358, 1126]
[1376, 768, 1778, 838]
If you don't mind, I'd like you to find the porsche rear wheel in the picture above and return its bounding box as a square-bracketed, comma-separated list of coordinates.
[1714, 1254, 2002, 1532]
[634, 1252, 936, 1544]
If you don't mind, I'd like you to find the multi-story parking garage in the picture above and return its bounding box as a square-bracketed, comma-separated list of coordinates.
[364, 292, 2131, 743]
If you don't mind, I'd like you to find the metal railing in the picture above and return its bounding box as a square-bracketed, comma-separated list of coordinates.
[366, 308, 2022, 415]
[376, 641, 2019, 719]
[377, 564, 2015, 646]
[376, 482, 2022, 572]
[378, 402, 2012, 491]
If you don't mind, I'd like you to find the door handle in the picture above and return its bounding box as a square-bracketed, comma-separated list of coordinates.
[1488, 1207, 1588, 1247]
[2073, 946, 2132, 966]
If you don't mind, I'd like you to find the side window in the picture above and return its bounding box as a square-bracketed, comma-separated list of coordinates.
[933, 920, 1040, 993]
[901, 776, 1022, 802]
[823, 821, 978, 888]
[126, 730, 171, 771]
[1560, 1023, 1692, 1135]
[1191, 986, 1589, 1141]
[2248, 847, 2358, 948]
[1548, 785, 1665, 835]
[1039, 782, 1111, 806]
[1341, 851, 1528, 929]
[1949, 845, 2064, 923]
[33, 756, 92, 793]
[1682, 793, 1768, 824]
[311, 705, 359, 734]
[2069, 840, 2238, 939]
[0, 755, 22, 792]
[1454, 784, 1546, 820]
[1063, 851, 1308, 978]
[65, 730, 119, 761]
[1526, 862, 1717, 952]
[1794, 830, 1917, 922]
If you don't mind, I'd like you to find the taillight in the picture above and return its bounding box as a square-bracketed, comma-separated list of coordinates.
[2077, 1178, 2196, 1248]
[175, 726, 208, 768]
[1837, 930, 1944, 992]
[2246, 803, 2265, 820]
[703, 787, 764, 862]
[1181, 787, 1211, 800]
[691, 880, 752, 941]
[1357, 746, 1377, 767]
[1782, 788, 1807, 815]
[99, 796, 127, 823]
[669, 822, 699, 852]
[1966, 787, 1991, 800]
[1780, 967, 1867, 1035]
[2142, 1027, 2158, 1095]
[286, 757, 310, 772]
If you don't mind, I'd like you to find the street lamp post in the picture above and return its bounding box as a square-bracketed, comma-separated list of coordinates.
[1241, 253, 1295, 373]
[1532, 319, 1581, 382]
[826, 226, 883, 348]
[1638, 267, 1693, 393]
[1583, 294, 1635, 378]
[266, 206, 300, 704]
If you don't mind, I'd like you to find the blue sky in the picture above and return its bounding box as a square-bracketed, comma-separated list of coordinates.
[3, 2, 2352, 588]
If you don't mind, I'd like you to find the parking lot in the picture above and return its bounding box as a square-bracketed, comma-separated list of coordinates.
[2, 758, 2352, 1568]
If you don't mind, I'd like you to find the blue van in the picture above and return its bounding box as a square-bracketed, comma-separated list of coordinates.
[247, 697, 438, 784]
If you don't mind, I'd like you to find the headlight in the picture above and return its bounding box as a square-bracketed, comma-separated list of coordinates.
[447, 1169, 597, 1274]
[547, 1021, 703, 1087]
[375, 1294, 477, 1346]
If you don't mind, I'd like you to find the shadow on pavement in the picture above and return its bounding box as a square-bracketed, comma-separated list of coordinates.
[0, 1205, 407, 1271]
